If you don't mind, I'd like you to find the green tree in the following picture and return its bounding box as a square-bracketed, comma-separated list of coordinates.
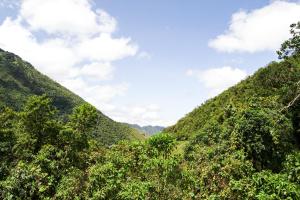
[231, 108, 294, 171]
[69, 103, 98, 134]
[56, 168, 85, 200]
[230, 170, 300, 199]
[148, 133, 176, 157]
[55, 104, 99, 169]
[0, 161, 51, 200]
[283, 151, 300, 184]
[277, 22, 300, 59]
[13, 95, 60, 160]
[0, 107, 16, 180]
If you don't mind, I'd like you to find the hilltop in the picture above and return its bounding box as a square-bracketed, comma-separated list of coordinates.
[0, 49, 144, 145]
[165, 57, 300, 144]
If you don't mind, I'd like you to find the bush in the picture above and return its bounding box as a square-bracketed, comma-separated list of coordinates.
[231, 108, 294, 171]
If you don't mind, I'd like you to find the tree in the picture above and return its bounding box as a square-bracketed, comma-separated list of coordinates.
[55, 168, 85, 200]
[148, 133, 176, 157]
[277, 22, 300, 59]
[69, 103, 98, 135]
[231, 108, 294, 171]
[0, 107, 16, 180]
[1, 161, 51, 199]
[56, 104, 98, 168]
[13, 95, 60, 159]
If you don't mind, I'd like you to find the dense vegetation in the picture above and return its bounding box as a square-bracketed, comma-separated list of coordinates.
[1, 24, 300, 199]
[0, 49, 143, 146]
[0, 95, 189, 199]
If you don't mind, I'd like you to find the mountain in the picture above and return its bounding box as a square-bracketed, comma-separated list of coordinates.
[157, 55, 300, 198]
[127, 123, 164, 135]
[164, 57, 300, 144]
[0, 48, 144, 145]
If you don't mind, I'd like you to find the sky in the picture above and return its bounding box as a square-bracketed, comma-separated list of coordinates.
[0, 0, 300, 126]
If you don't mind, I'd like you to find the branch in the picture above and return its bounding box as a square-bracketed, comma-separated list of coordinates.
[281, 93, 300, 112]
[280, 80, 300, 112]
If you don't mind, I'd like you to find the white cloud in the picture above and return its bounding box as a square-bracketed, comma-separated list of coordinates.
[0, 0, 170, 126]
[209, 1, 300, 53]
[20, 0, 116, 36]
[108, 104, 173, 126]
[62, 78, 129, 103]
[187, 66, 247, 96]
[76, 33, 138, 62]
[79, 62, 114, 81]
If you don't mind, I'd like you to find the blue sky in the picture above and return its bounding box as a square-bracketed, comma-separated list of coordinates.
[0, 0, 299, 126]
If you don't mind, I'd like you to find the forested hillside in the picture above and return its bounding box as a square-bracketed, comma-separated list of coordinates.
[0, 49, 143, 146]
[0, 24, 300, 199]
[165, 56, 300, 142]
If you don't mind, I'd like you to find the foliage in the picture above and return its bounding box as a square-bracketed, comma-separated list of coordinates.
[231, 108, 294, 171]
[1, 161, 52, 200]
[69, 103, 98, 134]
[277, 22, 300, 59]
[229, 170, 300, 199]
[55, 168, 85, 200]
[147, 133, 176, 156]
[0, 107, 16, 180]
[0, 96, 100, 199]
[283, 151, 300, 184]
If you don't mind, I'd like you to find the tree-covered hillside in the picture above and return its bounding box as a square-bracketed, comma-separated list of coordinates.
[0, 49, 144, 146]
[164, 56, 300, 142]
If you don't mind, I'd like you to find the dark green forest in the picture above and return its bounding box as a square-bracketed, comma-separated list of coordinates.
[0, 23, 300, 199]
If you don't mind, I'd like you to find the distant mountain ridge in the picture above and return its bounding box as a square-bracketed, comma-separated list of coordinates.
[0, 48, 144, 145]
[127, 123, 164, 135]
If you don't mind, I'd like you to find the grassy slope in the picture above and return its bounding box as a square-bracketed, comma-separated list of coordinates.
[0, 48, 144, 145]
[165, 56, 300, 143]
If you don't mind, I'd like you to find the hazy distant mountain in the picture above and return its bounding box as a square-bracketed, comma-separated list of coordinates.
[127, 124, 164, 135]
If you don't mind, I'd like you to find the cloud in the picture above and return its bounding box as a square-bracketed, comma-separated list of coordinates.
[79, 62, 114, 81]
[76, 33, 138, 62]
[62, 78, 129, 103]
[0, 0, 169, 126]
[0, 0, 19, 8]
[108, 104, 173, 126]
[20, 0, 116, 36]
[187, 66, 247, 96]
[209, 1, 300, 53]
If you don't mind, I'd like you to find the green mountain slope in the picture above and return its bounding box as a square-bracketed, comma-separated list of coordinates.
[0, 48, 144, 145]
[165, 57, 300, 144]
